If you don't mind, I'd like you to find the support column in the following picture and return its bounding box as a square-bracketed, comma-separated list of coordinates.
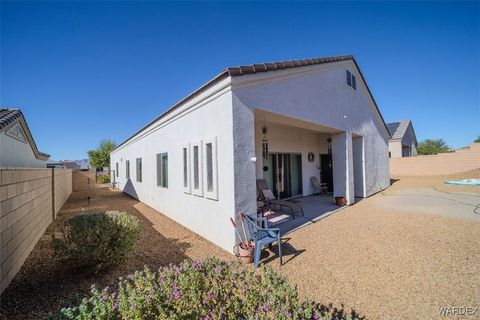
[332, 131, 355, 205]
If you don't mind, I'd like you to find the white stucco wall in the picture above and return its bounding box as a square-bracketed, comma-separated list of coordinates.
[0, 132, 47, 168]
[111, 59, 390, 253]
[232, 60, 390, 210]
[110, 78, 237, 253]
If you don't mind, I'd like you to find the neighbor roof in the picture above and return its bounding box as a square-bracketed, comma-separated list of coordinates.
[387, 120, 411, 140]
[0, 108, 23, 130]
[114, 55, 388, 151]
[0, 108, 50, 159]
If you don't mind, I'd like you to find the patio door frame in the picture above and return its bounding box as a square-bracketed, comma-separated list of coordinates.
[265, 152, 303, 199]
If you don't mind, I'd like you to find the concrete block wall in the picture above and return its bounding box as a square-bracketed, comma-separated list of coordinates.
[72, 171, 95, 192]
[390, 143, 480, 176]
[0, 168, 72, 295]
[54, 169, 73, 216]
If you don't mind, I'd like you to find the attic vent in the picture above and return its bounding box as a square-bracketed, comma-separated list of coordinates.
[346, 70, 356, 90]
[6, 124, 27, 143]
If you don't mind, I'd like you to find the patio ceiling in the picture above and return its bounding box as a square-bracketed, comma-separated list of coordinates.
[254, 109, 343, 134]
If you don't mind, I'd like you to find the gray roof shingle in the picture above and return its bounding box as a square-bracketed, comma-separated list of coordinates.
[387, 120, 410, 139]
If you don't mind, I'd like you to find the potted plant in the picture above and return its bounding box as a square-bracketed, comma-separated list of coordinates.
[335, 196, 347, 206]
[230, 216, 253, 263]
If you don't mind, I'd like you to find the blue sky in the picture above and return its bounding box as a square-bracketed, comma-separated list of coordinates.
[1, 1, 479, 160]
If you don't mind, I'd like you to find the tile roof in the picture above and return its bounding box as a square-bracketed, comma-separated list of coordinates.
[387, 120, 410, 139]
[226, 55, 353, 76]
[0, 108, 50, 159]
[114, 55, 388, 151]
[0, 108, 23, 130]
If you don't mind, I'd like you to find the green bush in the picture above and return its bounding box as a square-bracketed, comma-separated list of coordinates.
[96, 174, 111, 183]
[53, 211, 140, 271]
[57, 258, 360, 320]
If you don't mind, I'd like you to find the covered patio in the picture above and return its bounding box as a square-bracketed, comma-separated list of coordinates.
[253, 109, 367, 211]
[260, 195, 344, 234]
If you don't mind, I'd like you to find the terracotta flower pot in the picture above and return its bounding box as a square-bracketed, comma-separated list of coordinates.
[234, 243, 253, 264]
[335, 196, 347, 206]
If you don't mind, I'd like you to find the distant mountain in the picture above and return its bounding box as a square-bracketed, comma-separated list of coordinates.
[75, 159, 90, 170]
[50, 159, 90, 169]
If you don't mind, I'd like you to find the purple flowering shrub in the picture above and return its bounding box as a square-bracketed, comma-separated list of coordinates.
[58, 258, 360, 319]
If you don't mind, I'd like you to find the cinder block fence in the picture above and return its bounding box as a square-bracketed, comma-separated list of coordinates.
[390, 143, 480, 176]
[0, 168, 72, 295]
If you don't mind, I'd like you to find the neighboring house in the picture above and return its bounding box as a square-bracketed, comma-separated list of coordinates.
[387, 120, 418, 158]
[0, 108, 50, 168]
[110, 55, 391, 252]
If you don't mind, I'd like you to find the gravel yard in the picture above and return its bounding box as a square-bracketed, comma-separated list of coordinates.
[269, 170, 480, 320]
[1, 170, 479, 319]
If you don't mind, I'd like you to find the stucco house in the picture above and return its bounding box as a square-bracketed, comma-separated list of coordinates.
[387, 120, 418, 157]
[0, 108, 50, 168]
[110, 55, 391, 252]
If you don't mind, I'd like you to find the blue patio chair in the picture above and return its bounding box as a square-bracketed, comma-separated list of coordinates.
[242, 213, 282, 268]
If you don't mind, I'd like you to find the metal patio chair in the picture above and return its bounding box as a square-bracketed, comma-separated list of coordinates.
[242, 213, 282, 268]
[256, 179, 304, 218]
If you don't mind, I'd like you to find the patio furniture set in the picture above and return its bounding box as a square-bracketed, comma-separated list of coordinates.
[237, 179, 330, 268]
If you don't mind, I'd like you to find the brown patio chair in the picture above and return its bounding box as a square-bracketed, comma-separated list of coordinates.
[256, 179, 304, 219]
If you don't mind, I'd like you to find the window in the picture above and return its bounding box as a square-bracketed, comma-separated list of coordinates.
[116, 162, 119, 177]
[136, 158, 142, 182]
[162, 154, 168, 187]
[346, 69, 356, 90]
[203, 137, 218, 200]
[206, 144, 213, 191]
[191, 141, 203, 196]
[156, 152, 168, 188]
[126, 160, 130, 179]
[183, 145, 191, 193]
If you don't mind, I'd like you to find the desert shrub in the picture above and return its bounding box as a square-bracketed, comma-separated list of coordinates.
[53, 211, 140, 271]
[57, 258, 360, 320]
[417, 138, 450, 155]
[96, 174, 111, 183]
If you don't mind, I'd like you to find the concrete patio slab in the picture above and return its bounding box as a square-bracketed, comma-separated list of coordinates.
[264, 195, 345, 234]
[374, 188, 480, 220]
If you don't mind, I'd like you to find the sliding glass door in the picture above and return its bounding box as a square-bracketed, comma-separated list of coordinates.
[264, 153, 302, 199]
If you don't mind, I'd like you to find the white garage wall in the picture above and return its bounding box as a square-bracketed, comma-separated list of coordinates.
[111, 78, 236, 253]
